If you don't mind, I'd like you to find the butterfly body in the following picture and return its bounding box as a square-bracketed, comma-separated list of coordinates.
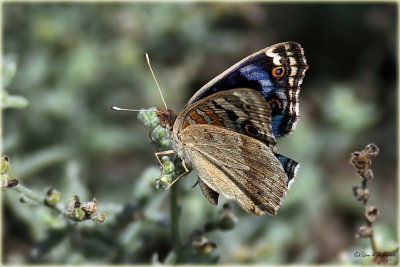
[154, 42, 308, 216]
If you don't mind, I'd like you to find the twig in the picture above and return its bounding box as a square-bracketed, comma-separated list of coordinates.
[2, 156, 105, 224]
[11, 184, 64, 214]
[350, 143, 398, 264]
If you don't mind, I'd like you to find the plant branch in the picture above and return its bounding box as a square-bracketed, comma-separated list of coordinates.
[170, 180, 182, 252]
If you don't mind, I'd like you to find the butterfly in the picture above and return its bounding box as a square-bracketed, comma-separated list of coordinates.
[155, 41, 308, 216]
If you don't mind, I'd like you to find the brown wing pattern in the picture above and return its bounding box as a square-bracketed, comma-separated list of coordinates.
[174, 88, 277, 150]
[180, 124, 289, 216]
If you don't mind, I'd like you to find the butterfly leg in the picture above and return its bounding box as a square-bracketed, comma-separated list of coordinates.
[164, 159, 190, 190]
[154, 150, 176, 167]
[154, 151, 190, 190]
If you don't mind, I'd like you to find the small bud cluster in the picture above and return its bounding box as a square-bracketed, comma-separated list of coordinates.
[45, 188, 62, 206]
[156, 156, 175, 189]
[0, 156, 19, 189]
[64, 196, 106, 223]
[137, 109, 170, 148]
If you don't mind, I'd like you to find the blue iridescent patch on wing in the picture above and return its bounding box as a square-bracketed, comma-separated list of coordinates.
[272, 114, 287, 137]
[239, 64, 275, 97]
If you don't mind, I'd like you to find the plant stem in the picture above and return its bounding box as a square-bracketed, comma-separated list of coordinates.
[170, 181, 182, 252]
[12, 184, 43, 203]
[11, 184, 64, 214]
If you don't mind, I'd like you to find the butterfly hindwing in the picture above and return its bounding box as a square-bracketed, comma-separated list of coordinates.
[180, 124, 288, 216]
[185, 41, 308, 138]
[275, 154, 298, 188]
[198, 178, 219, 205]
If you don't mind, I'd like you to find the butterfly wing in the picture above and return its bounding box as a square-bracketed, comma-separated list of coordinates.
[185, 41, 308, 138]
[180, 124, 289, 216]
[175, 88, 278, 150]
[174, 88, 297, 214]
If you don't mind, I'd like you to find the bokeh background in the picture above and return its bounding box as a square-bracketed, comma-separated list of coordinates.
[2, 2, 398, 265]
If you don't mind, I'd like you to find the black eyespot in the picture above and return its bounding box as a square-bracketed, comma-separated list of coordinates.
[268, 99, 282, 111]
[243, 124, 259, 136]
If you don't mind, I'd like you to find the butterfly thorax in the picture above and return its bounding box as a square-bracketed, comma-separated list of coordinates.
[156, 108, 192, 166]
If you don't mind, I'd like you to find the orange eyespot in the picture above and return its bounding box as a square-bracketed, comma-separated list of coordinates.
[272, 67, 285, 78]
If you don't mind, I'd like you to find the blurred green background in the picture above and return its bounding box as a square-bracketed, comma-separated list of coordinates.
[2, 2, 397, 265]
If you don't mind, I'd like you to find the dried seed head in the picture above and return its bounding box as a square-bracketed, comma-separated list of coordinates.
[352, 186, 370, 201]
[81, 198, 98, 214]
[356, 225, 373, 238]
[357, 168, 374, 181]
[350, 151, 371, 169]
[365, 143, 379, 157]
[365, 205, 380, 223]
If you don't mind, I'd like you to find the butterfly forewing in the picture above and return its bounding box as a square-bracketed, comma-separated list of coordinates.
[185, 41, 308, 138]
[174, 88, 278, 150]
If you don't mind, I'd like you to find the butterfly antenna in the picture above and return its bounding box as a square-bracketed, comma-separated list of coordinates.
[111, 106, 153, 112]
[145, 53, 168, 110]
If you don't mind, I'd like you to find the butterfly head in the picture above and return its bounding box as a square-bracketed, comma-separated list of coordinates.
[156, 109, 177, 130]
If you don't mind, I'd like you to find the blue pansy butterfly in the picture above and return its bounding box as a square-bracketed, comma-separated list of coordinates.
[154, 41, 308, 215]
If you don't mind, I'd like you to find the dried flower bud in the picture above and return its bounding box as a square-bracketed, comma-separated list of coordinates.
[45, 188, 62, 206]
[73, 195, 81, 207]
[357, 168, 373, 181]
[81, 198, 98, 214]
[1, 173, 19, 189]
[356, 225, 373, 238]
[365, 205, 380, 223]
[365, 143, 379, 157]
[6, 179, 19, 188]
[350, 151, 371, 169]
[352, 186, 370, 201]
